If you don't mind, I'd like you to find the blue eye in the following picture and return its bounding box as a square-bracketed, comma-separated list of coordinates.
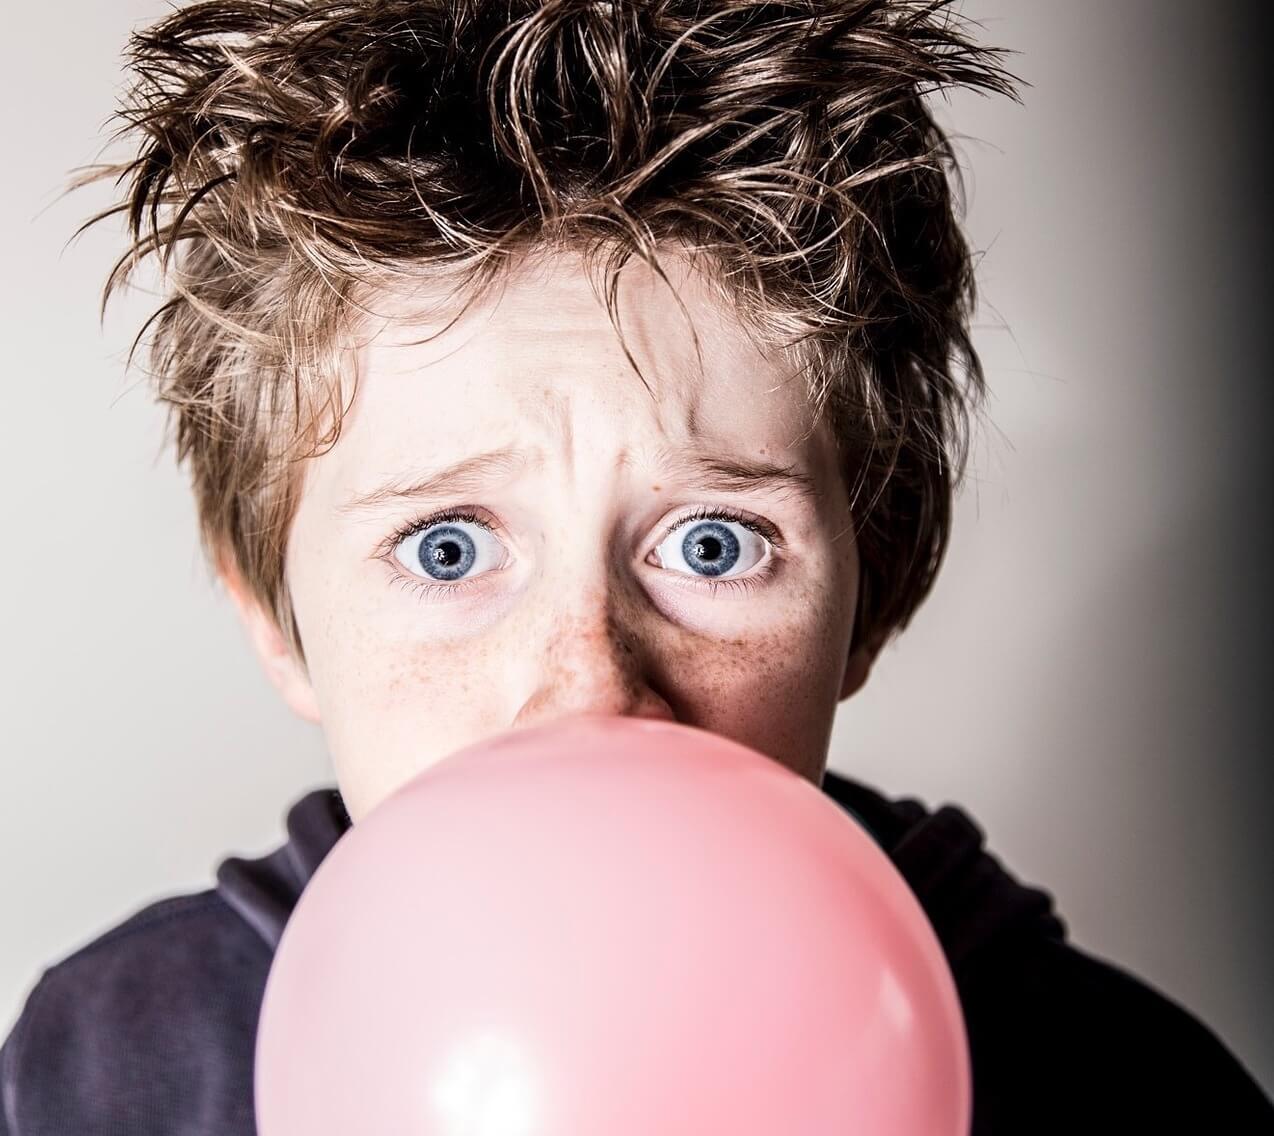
[392, 514, 505, 583]
[653, 514, 769, 579]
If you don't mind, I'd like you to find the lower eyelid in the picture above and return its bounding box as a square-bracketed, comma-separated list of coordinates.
[653, 557, 778, 593]
[384, 558, 495, 602]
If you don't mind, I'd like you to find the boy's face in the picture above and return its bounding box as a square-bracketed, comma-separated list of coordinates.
[227, 249, 880, 822]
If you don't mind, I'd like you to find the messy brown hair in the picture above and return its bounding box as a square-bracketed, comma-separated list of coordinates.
[86, 0, 1018, 668]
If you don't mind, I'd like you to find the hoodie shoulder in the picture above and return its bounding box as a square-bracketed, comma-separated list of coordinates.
[820, 771, 1274, 1131]
[820, 770, 1065, 971]
[1, 889, 268, 1136]
[0, 788, 350, 1135]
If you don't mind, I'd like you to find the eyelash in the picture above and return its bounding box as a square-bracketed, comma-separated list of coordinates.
[380, 505, 782, 602]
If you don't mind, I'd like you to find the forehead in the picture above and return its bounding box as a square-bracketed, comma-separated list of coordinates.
[322, 248, 824, 488]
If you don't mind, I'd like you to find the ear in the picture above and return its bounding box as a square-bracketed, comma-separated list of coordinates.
[838, 628, 888, 702]
[216, 549, 322, 725]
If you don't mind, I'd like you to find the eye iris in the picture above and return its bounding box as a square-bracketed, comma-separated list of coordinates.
[681, 521, 740, 577]
[418, 525, 476, 581]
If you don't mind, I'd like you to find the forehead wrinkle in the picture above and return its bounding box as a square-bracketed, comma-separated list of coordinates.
[640, 369, 704, 446]
[683, 389, 703, 442]
[526, 386, 576, 484]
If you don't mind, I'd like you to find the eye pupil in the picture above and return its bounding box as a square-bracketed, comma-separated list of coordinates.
[695, 536, 722, 561]
[432, 542, 462, 567]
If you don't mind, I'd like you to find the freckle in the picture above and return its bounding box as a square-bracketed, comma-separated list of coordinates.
[651, 484, 662, 492]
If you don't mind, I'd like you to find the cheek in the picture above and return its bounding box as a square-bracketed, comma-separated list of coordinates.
[294, 547, 490, 716]
[377, 639, 503, 723]
[301, 602, 506, 817]
[660, 583, 854, 779]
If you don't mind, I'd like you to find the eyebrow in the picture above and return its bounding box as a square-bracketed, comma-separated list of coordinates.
[338, 443, 819, 516]
[338, 447, 529, 516]
[648, 447, 820, 507]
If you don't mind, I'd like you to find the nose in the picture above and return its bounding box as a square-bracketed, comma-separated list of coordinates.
[510, 582, 676, 730]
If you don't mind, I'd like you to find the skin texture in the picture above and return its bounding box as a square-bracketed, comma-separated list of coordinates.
[222, 248, 884, 822]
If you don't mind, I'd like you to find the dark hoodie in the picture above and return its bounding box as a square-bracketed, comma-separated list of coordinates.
[2, 773, 1270, 1135]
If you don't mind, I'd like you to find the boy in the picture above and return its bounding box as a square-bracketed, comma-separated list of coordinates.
[2, 0, 1270, 1132]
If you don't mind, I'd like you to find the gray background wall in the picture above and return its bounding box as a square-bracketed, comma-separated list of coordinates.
[3, 0, 1270, 1096]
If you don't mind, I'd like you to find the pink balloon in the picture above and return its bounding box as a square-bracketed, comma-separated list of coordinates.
[255, 715, 970, 1136]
